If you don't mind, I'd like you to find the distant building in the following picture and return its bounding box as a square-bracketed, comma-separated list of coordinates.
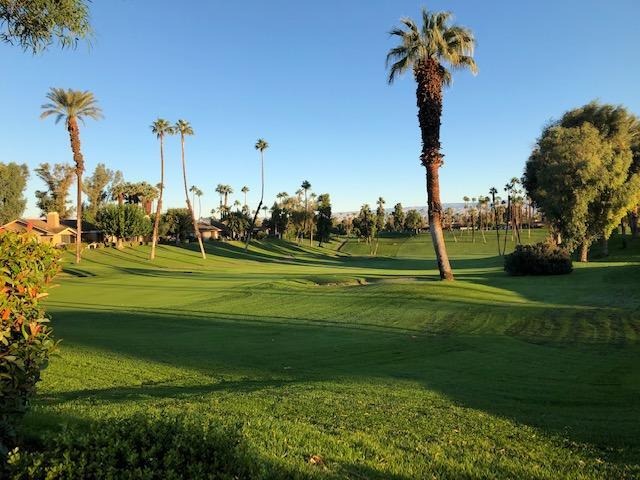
[197, 221, 222, 240]
[0, 212, 103, 246]
[1, 212, 77, 245]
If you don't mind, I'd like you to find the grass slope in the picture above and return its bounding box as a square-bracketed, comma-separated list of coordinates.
[23, 232, 640, 478]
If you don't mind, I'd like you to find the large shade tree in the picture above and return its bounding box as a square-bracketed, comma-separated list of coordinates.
[33, 162, 75, 218]
[83, 163, 113, 223]
[557, 101, 640, 247]
[149, 119, 173, 260]
[1, 0, 91, 53]
[0, 162, 29, 224]
[41, 88, 102, 263]
[386, 8, 477, 280]
[524, 121, 639, 261]
[175, 119, 206, 259]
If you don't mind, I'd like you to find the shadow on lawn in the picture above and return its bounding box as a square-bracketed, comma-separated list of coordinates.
[43, 307, 640, 460]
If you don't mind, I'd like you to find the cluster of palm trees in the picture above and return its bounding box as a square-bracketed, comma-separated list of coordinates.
[268, 180, 318, 244]
[444, 187, 538, 249]
[148, 119, 205, 260]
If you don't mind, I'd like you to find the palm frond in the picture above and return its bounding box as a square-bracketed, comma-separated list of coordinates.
[386, 7, 477, 85]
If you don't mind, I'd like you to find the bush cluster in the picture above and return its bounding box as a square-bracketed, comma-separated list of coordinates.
[4, 415, 260, 479]
[0, 231, 60, 451]
[504, 241, 573, 276]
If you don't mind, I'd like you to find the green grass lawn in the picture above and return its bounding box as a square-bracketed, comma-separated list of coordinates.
[22, 231, 640, 478]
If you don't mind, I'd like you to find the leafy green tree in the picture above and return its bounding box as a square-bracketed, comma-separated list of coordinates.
[224, 211, 250, 240]
[270, 202, 287, 239]
[34, 162, 75, 217]
[353, 204, 376, 244]
[0, 162, 29, 224]
[175, 119, 205, 259]
[387, 8, 477, 280]
[375, 197, 386, 232]
[524, 122, 638, 261]
[315, 193, 332, 246]
[41, 88, 103, 264]
[161, 208, 193, 244]
[556, 101, 640, 250]
[1, 0, 91, 53]
[150, 118, 173, 260]
[95, 204, 151, 249]
[391, 203, 405, 232]
[82, 163, 113, 223]
[404, 209, 424, 234]
[245, 139, 268, 250]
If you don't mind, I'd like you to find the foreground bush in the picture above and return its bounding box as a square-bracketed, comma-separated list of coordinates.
[0, 231, 60, 451]
[4, 415, 261, 479]
[504, 242, 573, 276]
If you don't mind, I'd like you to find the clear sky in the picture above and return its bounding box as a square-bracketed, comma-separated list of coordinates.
[3, 0, 640, 217]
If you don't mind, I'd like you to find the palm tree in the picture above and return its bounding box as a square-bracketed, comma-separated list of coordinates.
[189, 186, 203, 219]
[241, 185, 249, 208]
[148, 119, 173, 260]
[245, 138, 269, 250]
[262, 205, 268, 220]
[215, 184, 225, 213]
[41, 88, 103, 263]
[301, 180, 311, 240]
[175, 119, 206, 259]
[222, 185, 233, 210]
[386, 8, 477, 280]
[489, 187, 500, 255]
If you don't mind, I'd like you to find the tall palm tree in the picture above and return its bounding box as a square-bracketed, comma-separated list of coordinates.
[301, 180, 311, 239]
[245, 138, 269, 250]
[215, 184, 225, 213]
[241, 185, 249, 208]
[189, 186, 204, 219]
[489, 187, 500, 255]
[174, 120, 206, 259]
[41, 88, 103, 264]
[223, 185, 233, 209]
[149, 119, 173, 260]
[386, 8, 477, 280]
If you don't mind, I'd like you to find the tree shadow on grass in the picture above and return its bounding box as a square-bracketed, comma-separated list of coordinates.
[42, 307, 640, 464]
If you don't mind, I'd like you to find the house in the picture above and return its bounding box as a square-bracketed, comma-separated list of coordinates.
[1, 212, 104, 246]
[197, 221, 222, 240]
[1, 212, 77, 246]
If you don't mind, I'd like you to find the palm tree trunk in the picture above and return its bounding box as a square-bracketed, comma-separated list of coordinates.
[416, 59, 453, 280]
[150, 135, 164, 260]
[180, 135, 206, 259]
[67, 117, 83, 264]
[426, 165, 453, 279]
[245, 152, 264, 251]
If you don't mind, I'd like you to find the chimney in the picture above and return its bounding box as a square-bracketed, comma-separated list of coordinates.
[46, 212, 60, 228]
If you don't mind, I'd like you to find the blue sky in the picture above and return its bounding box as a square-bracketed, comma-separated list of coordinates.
[3, 0, 640, 217]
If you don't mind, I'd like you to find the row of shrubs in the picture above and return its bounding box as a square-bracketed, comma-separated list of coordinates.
[504, 241, 573, 276]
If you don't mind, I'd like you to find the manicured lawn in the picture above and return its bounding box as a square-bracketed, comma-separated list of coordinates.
[23, 232, 640, 478]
